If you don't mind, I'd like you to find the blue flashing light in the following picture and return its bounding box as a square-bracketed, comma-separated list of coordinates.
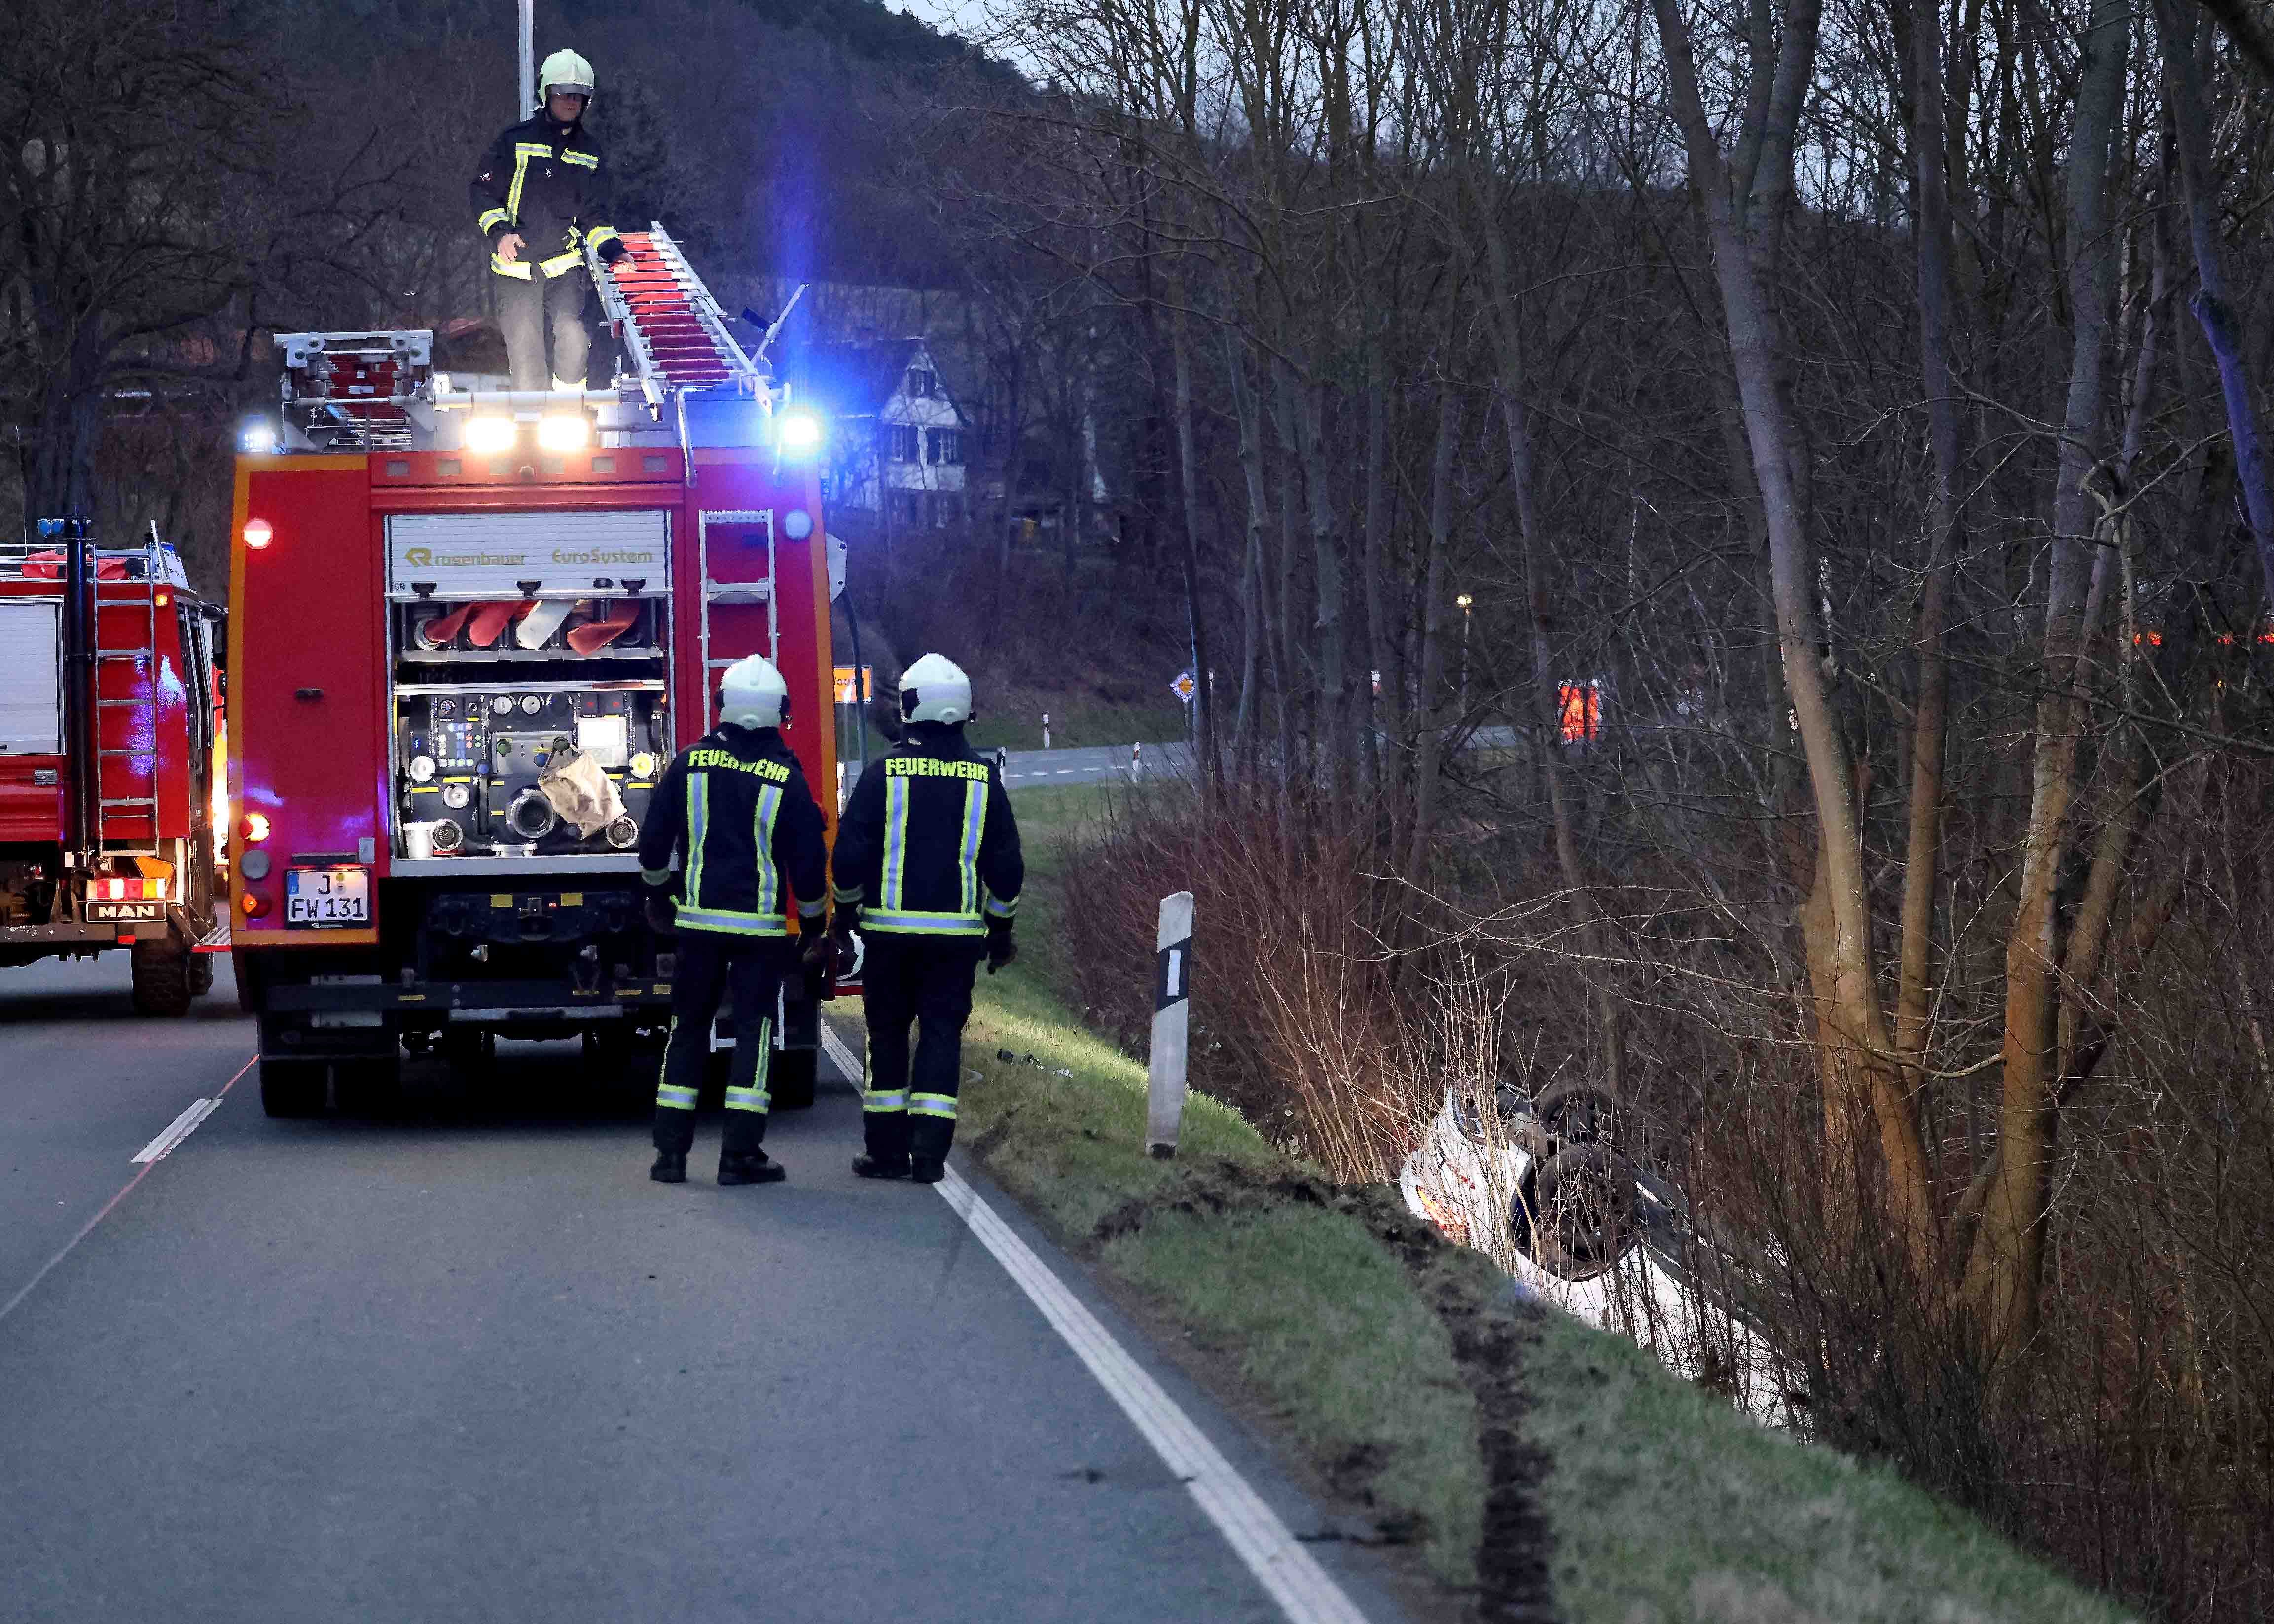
[776, 406, 824, 460]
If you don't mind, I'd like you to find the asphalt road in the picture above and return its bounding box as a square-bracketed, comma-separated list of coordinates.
[0, 952, 1405, 1624]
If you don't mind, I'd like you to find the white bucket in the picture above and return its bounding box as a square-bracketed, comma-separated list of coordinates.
[402, 821, 436, 859]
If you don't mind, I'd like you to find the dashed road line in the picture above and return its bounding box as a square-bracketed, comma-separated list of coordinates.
[816, 1020, 1372, 1624]
[0, 1055, 255, 1330]
[132, 1097, 225, 1164]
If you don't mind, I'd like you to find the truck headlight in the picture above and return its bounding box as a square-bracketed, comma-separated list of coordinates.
[464, 416, 518, 454]
[538, 413, 591, 452]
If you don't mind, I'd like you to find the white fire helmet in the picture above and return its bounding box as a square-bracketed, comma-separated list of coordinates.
[719, 655, 789, 730]
[898, 653, 973, 726]
[539, 49, 596, 102]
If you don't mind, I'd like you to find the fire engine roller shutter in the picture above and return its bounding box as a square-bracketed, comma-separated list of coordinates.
[0, 602, 63, 754]
[388, 510, 672, 597]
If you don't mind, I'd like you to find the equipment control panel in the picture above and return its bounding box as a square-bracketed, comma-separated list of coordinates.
[395, 685, 666, 858]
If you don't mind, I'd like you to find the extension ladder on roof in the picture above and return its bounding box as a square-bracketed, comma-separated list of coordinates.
[589, 224, 760, 407]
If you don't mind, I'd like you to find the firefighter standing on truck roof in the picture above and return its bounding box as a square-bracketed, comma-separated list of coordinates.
[469, 48, 636, 395]
[828, 654, 1024, 1185]
[638, 656, 828, 1188]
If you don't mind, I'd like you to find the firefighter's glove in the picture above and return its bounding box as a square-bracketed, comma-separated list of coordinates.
[644, 889, 676, 936]
[799, 922, 831, 973]
[985, 920, 1017, 975]
[829, 912, 861, 977]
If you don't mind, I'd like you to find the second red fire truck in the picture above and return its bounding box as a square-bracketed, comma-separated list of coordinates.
[228, 228, 846, 1117]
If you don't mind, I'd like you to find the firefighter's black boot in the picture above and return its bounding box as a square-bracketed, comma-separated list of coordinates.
[853, 1152, 911, 1180]
[910, 1156, 945, 1185]
[719, 1151, 786, 1186]
[650, 1150, 687, 1184]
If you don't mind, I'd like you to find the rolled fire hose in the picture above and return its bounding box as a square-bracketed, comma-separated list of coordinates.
[566, 600, 641, 655]
[465, 599, 535, 648]
[415, 603, 476, 649]
[515, 599, 576, 650]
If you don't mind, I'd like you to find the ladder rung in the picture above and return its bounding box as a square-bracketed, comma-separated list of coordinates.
[102, 798, 156, 808]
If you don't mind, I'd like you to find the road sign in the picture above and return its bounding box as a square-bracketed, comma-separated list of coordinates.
[1170, 670, 1196, 704]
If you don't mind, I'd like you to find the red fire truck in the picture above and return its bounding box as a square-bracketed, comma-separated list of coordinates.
[0, 519, 225, 1013]
[228, 228, 846, 1117]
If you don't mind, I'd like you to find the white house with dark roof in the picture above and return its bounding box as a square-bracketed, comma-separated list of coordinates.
[792, 337, 968, 531]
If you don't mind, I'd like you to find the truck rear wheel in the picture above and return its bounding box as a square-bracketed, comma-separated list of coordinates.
[260, 1059, 326, 1118]
[130, 937, 195, 1017]
[187, 951, 214, 997]
[770, 1048, 818, 1111]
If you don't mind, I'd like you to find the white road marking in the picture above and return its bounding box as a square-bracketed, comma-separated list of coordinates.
[132, 1098, 224, 1164]
[1, 1056, 256, 1329]
[817, 1020, 1372, 1624]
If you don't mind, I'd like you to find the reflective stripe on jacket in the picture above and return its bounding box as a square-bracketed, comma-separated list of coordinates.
[637, 726, 827, 938]
[832, 728, 1022, 936]
[469, 115, 624, 280]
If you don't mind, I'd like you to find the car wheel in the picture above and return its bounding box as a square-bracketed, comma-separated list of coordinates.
[1525, 1144, 1641, 1281]
[1530, 1080, 1624, 1150]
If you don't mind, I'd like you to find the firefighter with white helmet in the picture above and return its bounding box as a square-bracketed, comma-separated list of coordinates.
[468, 47, 637, 394]
[829, 654, 1025, 1183]
[636, 655, 828, 1187]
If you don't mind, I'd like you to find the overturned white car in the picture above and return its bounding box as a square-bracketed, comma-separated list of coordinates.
[1399, 1078, 1805, 1426]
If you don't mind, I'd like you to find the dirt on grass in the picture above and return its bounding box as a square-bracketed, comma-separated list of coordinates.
[1075, 1155, 1558, 1622]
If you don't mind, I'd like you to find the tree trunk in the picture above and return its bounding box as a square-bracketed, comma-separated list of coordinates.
[1652, 0, 1940, 1281]
[1167, 297, 1219, 793]
[1401, 369, 1462, 937]
[1894, 0, 1966, 1079]
[2158, 0, 2274, 612]
[1961, 0, 2130, 1358]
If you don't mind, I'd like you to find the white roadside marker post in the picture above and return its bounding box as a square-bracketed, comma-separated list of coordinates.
[1042, 711, 1050, 751]
[1146, 890, 1194, 1159]
[1131, 740, 1142, 780]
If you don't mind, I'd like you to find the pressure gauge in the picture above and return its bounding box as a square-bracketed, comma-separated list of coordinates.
[408, 754, 436, 783]
[441, 781, 472, 810]
[520, 694, 542, 715]
[492, 695, 515, 715]
[629, 751, 656, 779]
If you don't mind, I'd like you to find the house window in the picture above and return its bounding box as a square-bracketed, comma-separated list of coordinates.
[891, 491, 922, 527]
[927, 493, 954, 528]
[886, 424, 917, 463]
[908, 368, 935, 399]
[925, 428, 961, 466]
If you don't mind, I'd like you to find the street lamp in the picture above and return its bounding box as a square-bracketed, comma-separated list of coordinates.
[1455, 594, 1473, 706]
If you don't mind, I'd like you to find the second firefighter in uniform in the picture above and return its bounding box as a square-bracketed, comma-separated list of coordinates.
[638, 656, 828, 1186]
[830, 654, 1024, 1184]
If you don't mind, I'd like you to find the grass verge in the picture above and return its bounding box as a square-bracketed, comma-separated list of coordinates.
[1525, 1309, 2134, 1623]
[917, 780, 2137, 1622]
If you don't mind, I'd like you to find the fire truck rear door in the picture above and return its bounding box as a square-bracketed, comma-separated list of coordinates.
[0, 601, 63, 755]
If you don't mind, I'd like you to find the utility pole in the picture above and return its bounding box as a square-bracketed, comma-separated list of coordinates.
[517, 0, 536, 117]
[1456, 594, 1473, 708]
